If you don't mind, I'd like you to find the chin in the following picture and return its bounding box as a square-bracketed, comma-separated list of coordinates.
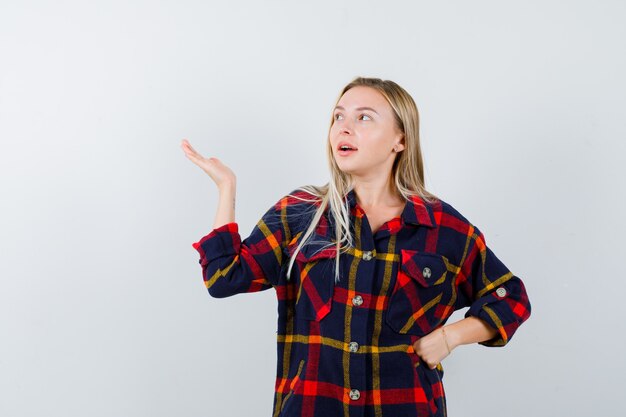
[337, 165, 363, 176]
[334, 156, 365, 174]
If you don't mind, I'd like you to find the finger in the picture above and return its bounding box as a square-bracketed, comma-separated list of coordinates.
[187, 152, 206, 166]
[181, 139, 200, 155]
[181, 139, 192, 150]
[182, 147, 204, 164]
[183, 143, 199, 157]
[183, 140, 197, 152]
[182, 143, 204, 161]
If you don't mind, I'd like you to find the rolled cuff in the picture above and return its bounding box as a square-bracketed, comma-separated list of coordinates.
[192, 222, 240, 266]
[463, 278, 531, 347]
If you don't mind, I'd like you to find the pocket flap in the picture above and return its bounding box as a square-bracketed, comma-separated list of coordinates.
[287, 235, 337, 322]
[400, 250, 448, 287]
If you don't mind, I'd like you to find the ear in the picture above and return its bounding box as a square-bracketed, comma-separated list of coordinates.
[395, 134, 406, 152]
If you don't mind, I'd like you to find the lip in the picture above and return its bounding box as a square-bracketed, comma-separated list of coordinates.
[337, 141, 358, 151]
[337, 149, 357, 157]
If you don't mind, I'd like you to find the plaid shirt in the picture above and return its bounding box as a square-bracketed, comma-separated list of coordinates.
[192, 188, 532, 417]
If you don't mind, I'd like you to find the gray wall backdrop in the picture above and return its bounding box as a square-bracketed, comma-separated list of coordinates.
[1, 0, 624, 416]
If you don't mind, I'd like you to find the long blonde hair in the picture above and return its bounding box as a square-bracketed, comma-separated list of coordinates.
[285, 76, 439, 284]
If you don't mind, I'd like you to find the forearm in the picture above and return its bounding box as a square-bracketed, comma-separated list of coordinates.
[444, 316, 499, 349]
[212, 182, 236, 230]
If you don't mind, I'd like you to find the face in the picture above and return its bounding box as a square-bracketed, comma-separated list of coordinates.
[329, 86, 405, 179]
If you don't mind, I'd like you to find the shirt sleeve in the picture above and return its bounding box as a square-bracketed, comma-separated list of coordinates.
[191, 196, 290, 298]
[459, 225, 532, 347]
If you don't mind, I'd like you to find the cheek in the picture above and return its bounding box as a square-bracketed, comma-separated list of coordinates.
[363, 132, 392, 152]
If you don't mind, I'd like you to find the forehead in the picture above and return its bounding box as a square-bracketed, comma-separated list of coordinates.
[336, 86, 390, 111]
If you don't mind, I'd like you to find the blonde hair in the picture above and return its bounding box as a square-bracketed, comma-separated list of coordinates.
[284, 76, 439, 284]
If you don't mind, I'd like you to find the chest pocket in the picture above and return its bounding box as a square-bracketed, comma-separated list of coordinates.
[289, 240, 338, 322]
[385, 249, 455, 336]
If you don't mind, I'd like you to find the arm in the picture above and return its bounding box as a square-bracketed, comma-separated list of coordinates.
[458, 225, 532, 347]
[181, 138, 237, 231]
[182, 140, 288, 298]
[444, 316, 498, 349]
[192, 188, 292, 298]
[212, 182, 236, 230]
[414, 227, 531, 368]
[413, 316, 499, 369]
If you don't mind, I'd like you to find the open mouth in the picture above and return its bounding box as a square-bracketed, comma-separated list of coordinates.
[338, 147, 357, 156]
[338, 144, 358, 152]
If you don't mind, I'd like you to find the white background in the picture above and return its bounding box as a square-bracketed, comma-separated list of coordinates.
[1, 1, 624, 416]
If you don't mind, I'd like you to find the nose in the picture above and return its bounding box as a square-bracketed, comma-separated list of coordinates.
[339, 118, 353, 135]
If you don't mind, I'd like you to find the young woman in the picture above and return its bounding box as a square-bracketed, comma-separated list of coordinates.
[181, 76, 532, 417]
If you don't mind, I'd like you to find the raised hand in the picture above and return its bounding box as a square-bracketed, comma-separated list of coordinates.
[180, 139, 236, 190]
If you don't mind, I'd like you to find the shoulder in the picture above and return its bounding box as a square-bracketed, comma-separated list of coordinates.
[430, 195, 484, 242]
[285, 187, 322, 204]
[262, 186, 323, 231]
[273, 186, 325, 211]
[436, 197, 473, 226]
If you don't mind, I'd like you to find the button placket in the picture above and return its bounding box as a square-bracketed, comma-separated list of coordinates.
[348, 245, 370, 405]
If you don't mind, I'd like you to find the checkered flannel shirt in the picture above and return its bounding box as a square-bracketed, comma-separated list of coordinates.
[192, 187, 532, 417]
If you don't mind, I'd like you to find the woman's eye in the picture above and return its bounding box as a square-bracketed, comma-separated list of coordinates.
[333, 113, 371, 121]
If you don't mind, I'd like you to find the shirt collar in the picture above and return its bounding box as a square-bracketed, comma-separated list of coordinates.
[344, 188, 436, 228]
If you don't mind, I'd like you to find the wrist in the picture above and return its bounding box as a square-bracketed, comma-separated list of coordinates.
[218, 181, 236, 194]
[442, 325, 460, 350]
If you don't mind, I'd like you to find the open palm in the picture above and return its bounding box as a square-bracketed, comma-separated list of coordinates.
[180, 139, 236, 189]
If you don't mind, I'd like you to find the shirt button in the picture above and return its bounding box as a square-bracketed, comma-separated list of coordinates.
[349, 341, 359, 352]
[352, 295, 363, 306]
[362, 250, 373, 261]
[349, 389, 360, 400]
[496, 287, 507, 297]
[422, 267, 432, 279]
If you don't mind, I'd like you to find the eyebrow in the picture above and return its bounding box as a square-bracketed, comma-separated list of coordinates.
[334, 105, 379, 115]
